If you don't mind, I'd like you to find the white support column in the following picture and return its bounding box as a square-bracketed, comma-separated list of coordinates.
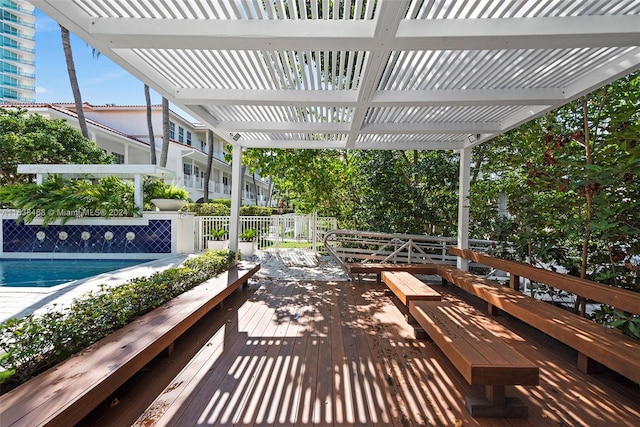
[457, 146, 472, 270]
[229, 144, 243, 258]
[133, 173, 143, 214]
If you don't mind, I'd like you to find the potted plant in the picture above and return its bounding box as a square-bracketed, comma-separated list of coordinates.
[238, 228, 258, 256]
[206, 228, 228, 250]
[144, 180, 189, 211]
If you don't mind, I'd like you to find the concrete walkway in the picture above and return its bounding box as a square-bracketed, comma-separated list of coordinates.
[0, 249, 347, 323]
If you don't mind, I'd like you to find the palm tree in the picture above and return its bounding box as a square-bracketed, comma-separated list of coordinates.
[159, 97, 170, 167]
[203, 130, 214, 202]
[144, 84, 157, 164]
[60, 25, 89, 139]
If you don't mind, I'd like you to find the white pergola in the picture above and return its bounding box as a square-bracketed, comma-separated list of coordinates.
[32, 0, 640, 262]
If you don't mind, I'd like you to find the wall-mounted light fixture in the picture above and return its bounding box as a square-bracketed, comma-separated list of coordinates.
[231, 133, 241, 141]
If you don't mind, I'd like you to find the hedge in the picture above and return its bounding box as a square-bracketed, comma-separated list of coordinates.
[0, 249, 235, 393]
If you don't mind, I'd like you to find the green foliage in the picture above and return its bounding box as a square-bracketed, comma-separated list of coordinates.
[242, 148, 358, 219]
[592, 305, 640, 340]
[0, 108, 113, 186]
[353, 150, 459, 235]
[0, 176, 194, 224]
[206, 228, 227, 240]
[240, 228, 257, 241]
[0, 250, 235, 392]
[240, 205, 272, 216]
[183, 202, 273, 217]
[470, 71, 640, 333]
[185, 202, 230, 216]
[0, 175, 137, 225]
[143, 179, 189, 205]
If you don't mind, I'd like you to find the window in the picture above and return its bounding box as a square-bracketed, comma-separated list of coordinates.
[169, 122, 175, 140]
[186, 131, 192, 146]
[178, 127, 184, 143]
[112, 153, 125, 164]
[183, 163, 192, 175]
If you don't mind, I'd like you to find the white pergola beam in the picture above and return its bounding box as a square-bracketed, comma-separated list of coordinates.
[177, 88, 359, 106]
[178, 88, 565, 107]
[88, 19, 374, 50]
[371, 88, 565, 106]
[360, 122, 501, 134]
[346, 0, 411, 149]
[217, 122, 350, 133]
[397, 15, 640, 50]
[83, 15, 640, 51]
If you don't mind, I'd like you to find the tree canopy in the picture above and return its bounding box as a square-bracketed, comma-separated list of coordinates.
[0, 108, 113, 186]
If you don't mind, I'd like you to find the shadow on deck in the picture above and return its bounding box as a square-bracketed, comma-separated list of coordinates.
[79, 278, 640, 426]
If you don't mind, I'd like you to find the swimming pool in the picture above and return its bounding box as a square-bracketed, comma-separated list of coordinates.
[0, 259, 149, 288]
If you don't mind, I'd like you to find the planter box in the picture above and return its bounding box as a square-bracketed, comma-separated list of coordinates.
[151, 198, 187, 211]
[238, 241, 257, 257]
[207, 240, 229, 250]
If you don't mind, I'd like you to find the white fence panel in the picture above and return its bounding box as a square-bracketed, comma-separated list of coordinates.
[195, 213, 337, 253]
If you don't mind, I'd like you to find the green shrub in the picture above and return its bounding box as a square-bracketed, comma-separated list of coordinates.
[0, 249, 235, 393]
[185, 202, 230, 216]
[184, 202, 272, 217]
[240, 205, 272, 216]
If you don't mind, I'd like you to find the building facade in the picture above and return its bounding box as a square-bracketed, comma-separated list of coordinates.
[0, 0, 35, 103]
[3, 102, 272, 205]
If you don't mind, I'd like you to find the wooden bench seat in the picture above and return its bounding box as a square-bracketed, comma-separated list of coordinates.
[436, 264, 640, 384]
[410, 300, 539, 417]
[348, 262, 439, 282]
[381, 271, 441, 305]
[0, 263, 260, 427]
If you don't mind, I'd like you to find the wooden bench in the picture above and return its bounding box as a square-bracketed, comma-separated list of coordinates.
[381, 271, 441, 335]
[436, 263, 640, 384]
[449, 248, 640, 314]
[381, 271, 441, 305]
[410, 300, 539, 418]
[0, 263, 260, 427]
[348, 262, 439, 282]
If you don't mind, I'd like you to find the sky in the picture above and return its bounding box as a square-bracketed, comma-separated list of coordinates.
[34, 9, 163, 105]
[32, 9, 198, 121]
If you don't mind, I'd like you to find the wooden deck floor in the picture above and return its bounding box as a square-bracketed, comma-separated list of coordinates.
[82, 279, 640, 426]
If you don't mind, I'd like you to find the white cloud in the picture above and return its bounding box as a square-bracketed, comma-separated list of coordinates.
[86, 71, 129, 86]
[35, 86, 52, 94]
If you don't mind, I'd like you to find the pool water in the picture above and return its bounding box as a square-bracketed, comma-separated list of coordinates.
[0, 259, 148, 288]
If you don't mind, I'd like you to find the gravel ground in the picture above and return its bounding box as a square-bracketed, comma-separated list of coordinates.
[244, 248, 348, 282]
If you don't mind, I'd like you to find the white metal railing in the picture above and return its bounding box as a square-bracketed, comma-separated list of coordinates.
[323, 229, 496, 276]
[195, 213, 337, 253]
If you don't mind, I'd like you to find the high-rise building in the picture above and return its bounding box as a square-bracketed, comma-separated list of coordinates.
[1, 0, 35, 102]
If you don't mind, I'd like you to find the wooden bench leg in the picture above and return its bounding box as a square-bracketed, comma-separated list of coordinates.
[465, 385, 528, 418]
[488, 302, 499, 316]
[165, 341, 175, 357]
[510, 274, 521, 291]
[577, 352, 598, 374]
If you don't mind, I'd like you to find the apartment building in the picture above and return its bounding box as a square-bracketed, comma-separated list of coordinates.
[4, 102, 272, 205]
[0, 0, 35, 103]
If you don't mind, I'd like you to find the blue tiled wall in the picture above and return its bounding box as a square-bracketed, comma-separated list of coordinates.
[2, 219, 172, 254]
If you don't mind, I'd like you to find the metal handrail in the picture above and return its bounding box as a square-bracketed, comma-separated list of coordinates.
[323, 229, 496, 279]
